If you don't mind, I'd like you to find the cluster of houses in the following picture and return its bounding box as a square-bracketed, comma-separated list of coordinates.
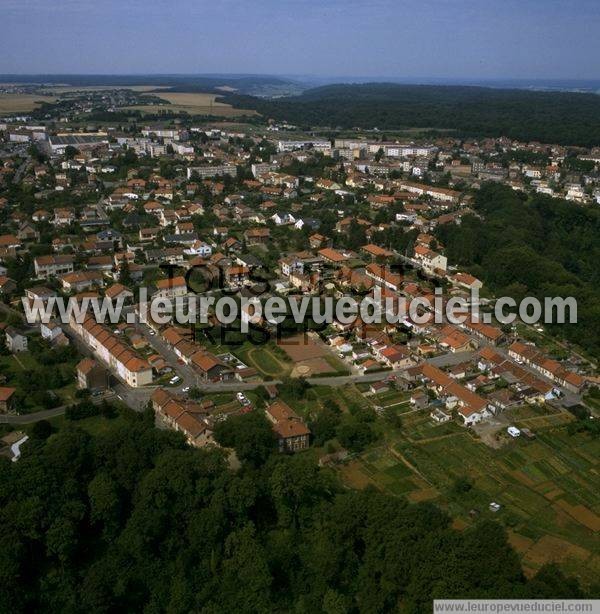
[150, 386, 310, 454]
[69, 314, 153, 387]
[0, 114, 593, 438]
[151, 388, 215, 447]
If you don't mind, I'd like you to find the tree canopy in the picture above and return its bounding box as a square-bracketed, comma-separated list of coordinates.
[225, 83, 600, 146]
[435, 183, 600, 357]
[0, 407, 592, 612]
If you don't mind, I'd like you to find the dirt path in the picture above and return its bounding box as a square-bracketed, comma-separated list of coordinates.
[386, 443, 433, 487]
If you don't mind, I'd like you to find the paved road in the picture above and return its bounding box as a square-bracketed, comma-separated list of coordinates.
[134, 322, 198, 390]
[195, 350, 476, 392]
[0, 406, 67, 424]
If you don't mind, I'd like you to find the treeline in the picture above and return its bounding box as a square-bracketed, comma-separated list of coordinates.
[0, 407, 592, 612]
[224, 83, 600, 146]
[435, 183, 600, 357]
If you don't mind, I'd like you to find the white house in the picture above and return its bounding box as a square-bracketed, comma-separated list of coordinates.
[271, 212, 296, 226]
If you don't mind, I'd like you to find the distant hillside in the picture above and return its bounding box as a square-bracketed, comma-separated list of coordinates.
[224, 83, 600, 146]
[0, 74, 303, 97]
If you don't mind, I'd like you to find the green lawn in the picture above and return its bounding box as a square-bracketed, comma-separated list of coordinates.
[24, 412, 128, 438]
[234, 342, 292, 378]
[0, 352, 78, 411]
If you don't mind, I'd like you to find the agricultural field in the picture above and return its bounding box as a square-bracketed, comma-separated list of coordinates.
[0, 93, 56, 112]
[335, 407, 600, 586]
[124, 92, 257, 117]
[283, 383, 370, 420]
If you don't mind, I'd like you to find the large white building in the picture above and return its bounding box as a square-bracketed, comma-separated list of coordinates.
[186, 164, 237, 179]
[277, 139, 331, 153]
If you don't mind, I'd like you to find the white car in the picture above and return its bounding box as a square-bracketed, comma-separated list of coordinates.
[507, 426, 521, 438]
[169, 375, 181, 385]
[148, 330, 156, 336]
[182, 386, 190, 393]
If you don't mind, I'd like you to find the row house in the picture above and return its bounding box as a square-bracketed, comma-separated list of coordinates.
[508, 341, 585, 394]
[70, 315, 153, 387]
[462, 319, 505, 346]
[366, 263, 402, 292]
[419, 363, 492, 426]
[151, 388, 214, 448]
[361, 244, 394, 261]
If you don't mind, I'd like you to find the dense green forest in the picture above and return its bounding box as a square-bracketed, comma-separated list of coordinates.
[435, 183, 600, 357]
[0, 406, 592, 612]
[224, 83, 600, 146]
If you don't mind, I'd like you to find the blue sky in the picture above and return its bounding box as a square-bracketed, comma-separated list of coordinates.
[1, 0, 599, 79]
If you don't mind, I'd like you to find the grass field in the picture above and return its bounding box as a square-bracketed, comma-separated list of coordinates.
[0, 93, 56, 112]
[334, 407, 600, 586]
[125, 92, 257, 117]
[234, 342, 292, 378]
[0, 352, 77, 410]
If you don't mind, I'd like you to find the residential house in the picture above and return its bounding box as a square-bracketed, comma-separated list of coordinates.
[34, 254, 75, 279]
[60, 271, 105, 293]
[265, 400, 311, 453]
[191, 352, 233, 382]
[271, 212, 296, 226]
[414, 245, 448, 275]
[279, 256, 304, 278]
[76, 358, 109, 391]
[0, 276, 17, 297]
[318, 247, 348, 267]
[5, 327, 28, 353]
[244, 227, 271, 245]
[153, 276, 188, 299]
[224, 265, 250, 287]
[105, 283, 134, 304]
[0, 387, 16, 413]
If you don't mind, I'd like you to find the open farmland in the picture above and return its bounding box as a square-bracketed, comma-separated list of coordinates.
[125, 92, 258, 116]
[0, 93, 56, 112]
[335, 406, 600, 587]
